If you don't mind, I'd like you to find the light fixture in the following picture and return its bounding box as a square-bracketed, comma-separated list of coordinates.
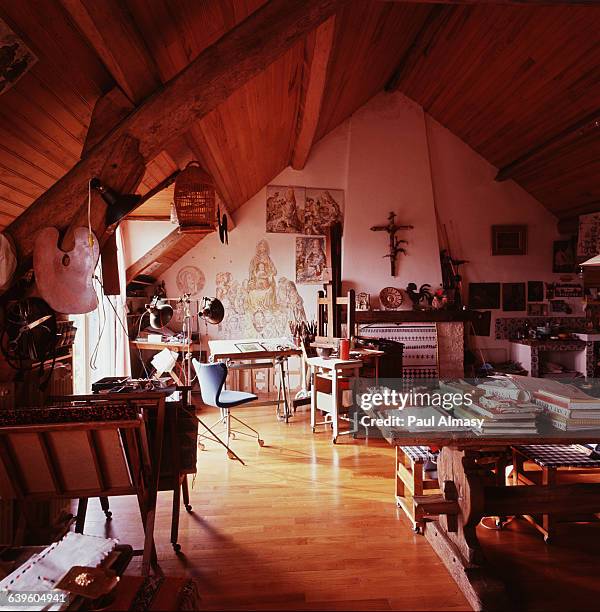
[91, 177, 142, 231]
[145, 297, 174, 329]
[198, 296, 224, 325]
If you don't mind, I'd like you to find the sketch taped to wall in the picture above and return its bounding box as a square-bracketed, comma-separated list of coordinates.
[266, 185, 305, 233]
[304, 188, 343, 235]
[296, 236, 328, 284]
[216, 239, 307, 339]
[577, 212, 600, 259]
[266, 185, 343, 234]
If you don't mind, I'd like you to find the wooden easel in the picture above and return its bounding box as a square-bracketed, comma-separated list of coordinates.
[315, 221, 355, 342]
[316, 286, 355, 341]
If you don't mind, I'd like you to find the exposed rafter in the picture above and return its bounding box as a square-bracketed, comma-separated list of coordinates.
[59, 0, 161, 103]
[291, 16, 336, 170]
[385, 5, 455, 93]
[126, 227, 210, 283]
[495, 110, 600, 182]
[7, 0, 340, 261]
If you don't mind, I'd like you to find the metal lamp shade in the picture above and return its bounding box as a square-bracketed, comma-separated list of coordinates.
[148, 302, 174, 329]
[199, 297, 224, 325]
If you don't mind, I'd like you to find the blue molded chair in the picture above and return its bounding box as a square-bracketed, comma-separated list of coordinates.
[192, 359, 264, 456]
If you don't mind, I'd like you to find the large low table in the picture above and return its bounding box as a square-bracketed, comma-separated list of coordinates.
[384, 430, 600, 611]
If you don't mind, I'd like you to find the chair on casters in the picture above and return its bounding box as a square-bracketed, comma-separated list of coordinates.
[193, 359, 264, 458]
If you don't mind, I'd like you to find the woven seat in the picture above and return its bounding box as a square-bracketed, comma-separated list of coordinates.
[400, 445, 431, 463]
[512, 444, 600, 542]
[514, 444, 600, 469]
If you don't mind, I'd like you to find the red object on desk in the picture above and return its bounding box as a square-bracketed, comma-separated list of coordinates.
[339, 338, 350, 360]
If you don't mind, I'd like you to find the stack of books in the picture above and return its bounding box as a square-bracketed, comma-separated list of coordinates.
[454, 395, 539, 435]
[532, 386, 600, 431]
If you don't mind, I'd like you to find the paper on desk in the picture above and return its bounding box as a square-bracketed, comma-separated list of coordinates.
[0, 532, 117, 611]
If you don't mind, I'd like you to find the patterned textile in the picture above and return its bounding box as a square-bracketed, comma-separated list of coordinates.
[400, 446, 430, 462]
[495, 317, 586, 340]
[0, 403, 138, 426]
[515, 444, 600, 468]
[104, 576, 201, 611]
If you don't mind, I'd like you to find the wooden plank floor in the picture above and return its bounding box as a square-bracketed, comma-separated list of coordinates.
[81, 403, 600, 610]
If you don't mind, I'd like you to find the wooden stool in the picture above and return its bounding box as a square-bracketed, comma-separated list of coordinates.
[513, 444, 600, 543]
[395, 446, 440, 533]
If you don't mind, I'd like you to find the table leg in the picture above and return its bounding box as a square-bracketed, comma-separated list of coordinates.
[278, 357, 291, 422]
[331, 371, 339, 443]
[421, 447, 509, 611]
[310, 366, 317, 433]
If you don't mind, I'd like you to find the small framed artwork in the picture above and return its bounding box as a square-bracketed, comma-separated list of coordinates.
[527, 303, 548, 316]
[550, 300, 572, 314]
[553, 239, 577, 273]
[502, 282, 526, 311]
[492, 225, 527, 256]
[527, 281, 544, 302]
[355, 292, 371, 311]
[468, 283, 500, 309]
[235, 342, 265, 353]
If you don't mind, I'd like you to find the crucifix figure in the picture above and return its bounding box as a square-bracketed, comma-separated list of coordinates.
[370, 211, 414, 276]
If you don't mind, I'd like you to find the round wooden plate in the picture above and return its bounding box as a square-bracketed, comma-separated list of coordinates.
[379, 286, 403, 310]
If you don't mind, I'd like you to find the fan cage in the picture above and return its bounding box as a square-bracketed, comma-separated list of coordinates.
[173, 162, 216, 233]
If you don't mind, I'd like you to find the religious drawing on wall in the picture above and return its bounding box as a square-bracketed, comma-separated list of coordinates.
[577, 213, 600, 258]
[216, 239, 307, 339]
[266, 185, 305, 233]
[304, 189, 344, 235]
[0, 19, 37, 94]
[296, 236, 328, 284]
[266, 185, 344, 234]
[176, 265, 205, 296]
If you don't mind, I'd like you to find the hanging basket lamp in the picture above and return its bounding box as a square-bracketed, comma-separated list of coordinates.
[173, 162, 216, 233]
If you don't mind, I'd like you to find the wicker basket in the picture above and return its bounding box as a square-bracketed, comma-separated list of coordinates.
[173, 162, 216, 233]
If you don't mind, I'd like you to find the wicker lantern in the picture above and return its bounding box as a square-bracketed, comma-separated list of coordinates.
[173, 162, 216, 233]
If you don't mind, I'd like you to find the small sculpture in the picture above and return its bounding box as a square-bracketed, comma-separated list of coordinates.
[406, 283, 433, 309]
[370, 212, 414, 276]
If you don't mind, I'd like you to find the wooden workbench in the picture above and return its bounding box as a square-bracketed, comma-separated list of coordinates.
[384, 429, 600, 610]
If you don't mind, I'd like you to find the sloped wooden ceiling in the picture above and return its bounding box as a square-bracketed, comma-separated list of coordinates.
[0, 0, 598, 233]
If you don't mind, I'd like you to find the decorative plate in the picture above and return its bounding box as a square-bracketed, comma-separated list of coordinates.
[379, 287, 403, 310]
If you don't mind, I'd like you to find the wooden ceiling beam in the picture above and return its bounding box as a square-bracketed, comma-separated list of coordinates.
[59, 0, 161, 104]
[291, 16, 336, 170]
[126, 227, 209, 283]
[495, 110, 600, 182]
[385, 5, 455, 93]
[7, 0, 340, 262]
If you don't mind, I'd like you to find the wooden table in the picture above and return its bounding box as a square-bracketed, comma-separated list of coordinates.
[384, 430, 600, 610]
[208, 338, 302, 422]
[307, 357, 362, 443]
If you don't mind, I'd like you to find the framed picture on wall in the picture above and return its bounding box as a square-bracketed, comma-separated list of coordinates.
[502, 282, 526, 311]
[492, 225, 527, 255]
[553, 238, 577, 273]
[527, 303, 548, 316]
[468, 283, 500, 309]
[527, 280, 544, 302]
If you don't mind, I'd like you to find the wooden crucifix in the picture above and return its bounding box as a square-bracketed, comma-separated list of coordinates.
[370, 211, 414, 276]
